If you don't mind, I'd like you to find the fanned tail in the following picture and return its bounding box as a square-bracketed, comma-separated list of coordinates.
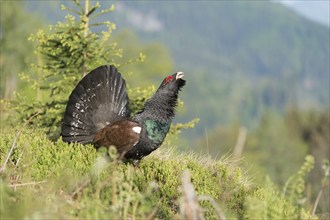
[61, 65, 130, 144]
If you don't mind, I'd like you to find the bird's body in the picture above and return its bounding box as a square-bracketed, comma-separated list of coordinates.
[61, 65, 185, 160]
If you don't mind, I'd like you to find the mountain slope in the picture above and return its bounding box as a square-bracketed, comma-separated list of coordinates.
[111, 1, 329, 133]
[25, 0, 330, 137]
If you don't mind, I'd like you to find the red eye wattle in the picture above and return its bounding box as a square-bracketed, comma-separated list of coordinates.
[165, 75, 173, 84]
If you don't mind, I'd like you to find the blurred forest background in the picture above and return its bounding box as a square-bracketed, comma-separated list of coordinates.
[1, 0, 329, 216]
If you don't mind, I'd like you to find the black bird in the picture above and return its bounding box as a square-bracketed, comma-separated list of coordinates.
[61, 65, 185, 160]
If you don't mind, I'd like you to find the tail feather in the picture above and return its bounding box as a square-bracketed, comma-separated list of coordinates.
[61, 65, 130, 144]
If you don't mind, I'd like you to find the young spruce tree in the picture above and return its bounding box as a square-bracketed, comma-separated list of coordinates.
[8, 0, 142, 136]
[8, 0, 197, 137]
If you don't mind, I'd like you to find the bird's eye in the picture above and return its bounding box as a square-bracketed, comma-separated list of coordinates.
[165, 75, 173, 84]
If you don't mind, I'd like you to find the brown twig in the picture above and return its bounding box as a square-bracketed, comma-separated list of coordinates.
[311, 162, 329, 218]
[0, 129, 22, 173]
[180, 170, 205, 220]
[198, 195, 226, 220]
[9, 180, 47, 188]
[71, 179, 91, 199]
[311, 188, 323, 218]
[146, 196, 164, 220]
[15, 142, 28, 168]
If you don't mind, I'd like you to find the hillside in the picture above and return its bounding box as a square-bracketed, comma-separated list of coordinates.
[1, 1, 328, 218]
[110, 1, 330, 134]
[24, 0, 329, 138]
[0, 126, 315, 219]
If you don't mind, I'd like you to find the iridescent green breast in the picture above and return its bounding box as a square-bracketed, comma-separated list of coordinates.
[145, 119, 171, 145]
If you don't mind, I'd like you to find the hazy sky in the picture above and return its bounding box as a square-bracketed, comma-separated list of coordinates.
[278, 0, 330, 26]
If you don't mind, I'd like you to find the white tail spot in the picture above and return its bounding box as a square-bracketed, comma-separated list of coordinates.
[132, 126, 141, 134]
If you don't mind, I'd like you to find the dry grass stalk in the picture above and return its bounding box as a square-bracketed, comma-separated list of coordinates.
[179, 170, 205, 220]
[0, 111, 40, 173]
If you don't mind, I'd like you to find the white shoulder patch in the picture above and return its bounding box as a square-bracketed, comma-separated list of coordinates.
[132, 126, 142, 134]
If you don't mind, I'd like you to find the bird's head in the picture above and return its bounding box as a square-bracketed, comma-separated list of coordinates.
[156, 71, 186, 96]
[139, 71, 186, 120]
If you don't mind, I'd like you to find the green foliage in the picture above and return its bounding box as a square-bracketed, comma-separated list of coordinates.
[244, 113, 308, 185]
[195, 110, 330, 217]
[127, 85, 156, 114]
[0, 127, 97, 181]
[245, 180, 304, 219]
[3, 0, 195, 138]
[170, 118, 200, 136]
[0, 1, 40, 100]
[0, 126, 314, 219]
[1, 2, 322, 218]
[110, 29, 175, 88]
[285, 109, 330, 214]
[196, 112, 308, 185]
[136, 156, 230, 219]
[19, 1, 330, 131]
[282, 155, 315, 217]
[320, 160, 330, 188]
[244, 156, 316, 220]
[4, 1, 119, 135]
[118, 1, 329, 130]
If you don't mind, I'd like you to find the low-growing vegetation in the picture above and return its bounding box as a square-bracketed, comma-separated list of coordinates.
[1, 1, 326, 219]
[0, 127, 315, 219]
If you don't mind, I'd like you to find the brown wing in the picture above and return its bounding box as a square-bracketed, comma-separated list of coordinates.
[93, 120, 141, 155]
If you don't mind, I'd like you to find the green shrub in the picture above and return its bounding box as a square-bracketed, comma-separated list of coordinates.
[0, 126, 316, 219]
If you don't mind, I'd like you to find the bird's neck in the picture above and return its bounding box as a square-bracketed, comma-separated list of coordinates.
[132, 94, 176, 147]
[143, 94, 178, 121]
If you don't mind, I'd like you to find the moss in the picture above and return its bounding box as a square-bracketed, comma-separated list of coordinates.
[132, 154, 252, 219]
[0, 128, 97, 181]
[0, 126, 314, 219]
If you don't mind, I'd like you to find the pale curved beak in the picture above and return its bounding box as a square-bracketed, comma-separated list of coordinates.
[176, 72, 184, 80]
